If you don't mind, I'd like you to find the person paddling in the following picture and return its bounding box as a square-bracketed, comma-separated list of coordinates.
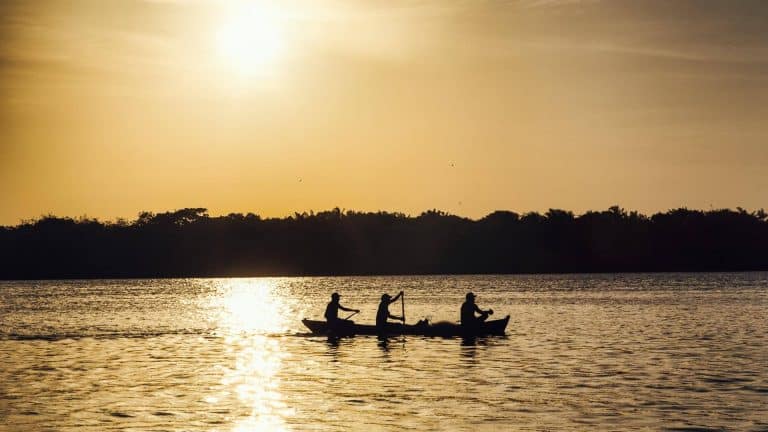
[324, 292, 359, 330]
[376, 291, 405, 332]
[460, 292, 493, 329]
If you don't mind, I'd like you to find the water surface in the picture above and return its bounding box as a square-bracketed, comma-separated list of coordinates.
[1, 273, 767, 431]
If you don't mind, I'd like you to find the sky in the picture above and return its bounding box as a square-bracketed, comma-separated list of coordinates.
[1, 0, 767, 225]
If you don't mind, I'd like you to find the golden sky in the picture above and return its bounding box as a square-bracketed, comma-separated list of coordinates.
[1, 0, 767, 225]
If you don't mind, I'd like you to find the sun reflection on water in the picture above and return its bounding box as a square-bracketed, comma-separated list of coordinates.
[216, 279, 290, 334]
[209, 279, 294, 431]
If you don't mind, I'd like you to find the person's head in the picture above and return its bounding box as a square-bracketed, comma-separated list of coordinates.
[466, 292, 475, 302]
[381, 293, 391, 302]
[331, 292, 341, 302]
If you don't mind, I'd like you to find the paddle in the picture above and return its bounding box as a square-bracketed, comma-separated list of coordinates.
[401, 291, 406, 324]
[343, 311, 359, 321]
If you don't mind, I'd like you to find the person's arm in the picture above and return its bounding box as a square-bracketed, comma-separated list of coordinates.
[388, 312, 404, 321]
[474, 304, 492, 315]
[390, 291, 403, 303]
[339, 304, 360, 313]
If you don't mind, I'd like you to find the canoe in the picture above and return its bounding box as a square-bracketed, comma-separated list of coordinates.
[301, 315, 510, 337]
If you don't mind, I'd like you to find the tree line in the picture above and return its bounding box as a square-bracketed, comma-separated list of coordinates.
[1, 206, 767, 279]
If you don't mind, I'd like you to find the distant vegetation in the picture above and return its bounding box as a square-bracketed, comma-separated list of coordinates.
[1, 206, 767, 279]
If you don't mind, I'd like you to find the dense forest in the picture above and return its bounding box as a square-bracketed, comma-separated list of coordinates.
[1, 206, 767, 279]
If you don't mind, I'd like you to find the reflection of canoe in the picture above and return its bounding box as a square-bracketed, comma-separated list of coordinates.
[301, 316, 510, 337]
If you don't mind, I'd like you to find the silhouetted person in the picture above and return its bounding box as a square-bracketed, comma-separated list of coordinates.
[376, 291, 404, 332]
[460, 292, 492, 329]
[324, 292, 359, 330]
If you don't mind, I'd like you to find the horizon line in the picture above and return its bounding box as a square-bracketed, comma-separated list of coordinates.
[4, 205, 766, 228]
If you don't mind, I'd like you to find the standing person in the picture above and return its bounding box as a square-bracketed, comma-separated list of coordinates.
[324, 293, 359, 330]
[460, 292, 493, 329]
[376, 291, 405, 332]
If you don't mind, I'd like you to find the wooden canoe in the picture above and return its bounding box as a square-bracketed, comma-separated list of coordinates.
[302, 315, 509, 337]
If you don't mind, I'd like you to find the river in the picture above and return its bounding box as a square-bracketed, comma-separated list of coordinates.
[1, 273, 766, 431]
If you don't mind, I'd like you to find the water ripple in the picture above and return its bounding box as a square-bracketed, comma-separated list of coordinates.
[0, 273, 766, 431]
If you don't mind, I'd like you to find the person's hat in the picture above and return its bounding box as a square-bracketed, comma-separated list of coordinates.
[381, 293, 391, 301]
[466, 292, 475, 300]
[331, 292, 341, 299]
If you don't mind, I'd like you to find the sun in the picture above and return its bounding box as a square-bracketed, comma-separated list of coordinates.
[215, 4, 284, 75]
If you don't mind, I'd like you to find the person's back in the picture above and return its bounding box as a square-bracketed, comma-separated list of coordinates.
[460, 300, 475, 327]
[376, 300, 389, 327]
[325, 300, 339, 322]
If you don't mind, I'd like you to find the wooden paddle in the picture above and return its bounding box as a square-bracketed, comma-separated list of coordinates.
[343, 311, 359, 321]
[401, 292, 406, 324]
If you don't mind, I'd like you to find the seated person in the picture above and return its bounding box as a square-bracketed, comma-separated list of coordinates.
[460, 292, 492, 328]
[324, 292, 359, 329]
[376, 291, 404, 331]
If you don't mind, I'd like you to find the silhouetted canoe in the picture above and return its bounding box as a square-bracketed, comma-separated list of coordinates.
[301, 316, 510, 337]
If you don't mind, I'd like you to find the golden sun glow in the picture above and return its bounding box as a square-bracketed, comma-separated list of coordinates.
[217, 279, 287, 333]
[215, 4, 285, 75]
[208, 279, 294, 430]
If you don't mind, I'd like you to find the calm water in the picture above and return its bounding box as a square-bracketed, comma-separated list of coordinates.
[1, 274, 767, 431]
